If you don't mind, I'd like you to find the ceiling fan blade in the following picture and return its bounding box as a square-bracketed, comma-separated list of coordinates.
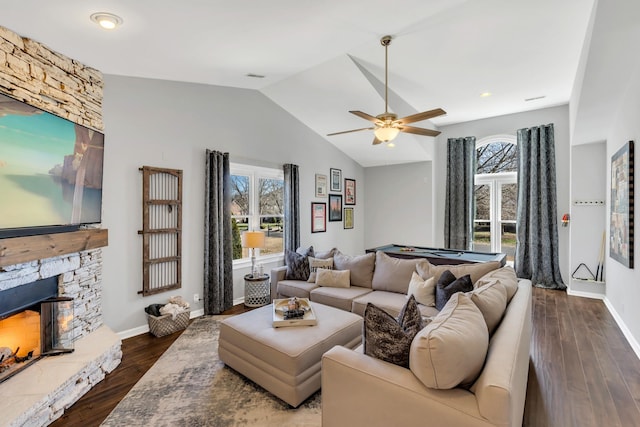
[350, 111, 382, 124]
[396, 108, 446, 125]
[327, 127, 374, 136]
[400, 125, 441, 137]
[372, 136, 383, 145]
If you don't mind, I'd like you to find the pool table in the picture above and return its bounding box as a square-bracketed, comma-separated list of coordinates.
[365, 244, 507, 267]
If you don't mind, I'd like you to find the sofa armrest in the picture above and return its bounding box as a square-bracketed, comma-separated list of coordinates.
[322, 346, 487, 427]
[270, 266, 287, 301]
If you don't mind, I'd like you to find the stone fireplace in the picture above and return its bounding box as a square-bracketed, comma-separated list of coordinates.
[0, 247, 122, 426]
[0, 277, 75, 384]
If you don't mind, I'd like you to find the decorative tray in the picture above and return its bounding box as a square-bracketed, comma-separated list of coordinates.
[272, 298, 317, 327]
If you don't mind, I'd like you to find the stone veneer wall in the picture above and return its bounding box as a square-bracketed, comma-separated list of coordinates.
[0, 24, 105, 336]
[0, 25, 121, 427]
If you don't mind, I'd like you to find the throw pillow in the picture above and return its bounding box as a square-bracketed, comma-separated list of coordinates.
[468, 281, 508, 335]
[435, 270, 473, 311]
[315, 268, 350, 288]
[295, 245, 314, 258]
[307, 257, 334, 283]
[371, 251, 421, 293]
[417, 260, 501, 286]
[407, 272, 436, 307]
[285, 250, 310, 281]
[409, 293, 489, 389]
[314, 247, 338, 259]
[333, 252, 376, 288]
[364, 295, 424, 368]
[475, 266, 519, 302]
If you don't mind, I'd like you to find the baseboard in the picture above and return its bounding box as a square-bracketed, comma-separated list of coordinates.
[566, 289, 605, 300]
[117, 308, 205, 340]
[603, 296, 640, 361]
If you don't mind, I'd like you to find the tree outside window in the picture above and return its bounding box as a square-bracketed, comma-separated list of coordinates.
[231, 165, 284, 261]
[473, 138, 517, 263]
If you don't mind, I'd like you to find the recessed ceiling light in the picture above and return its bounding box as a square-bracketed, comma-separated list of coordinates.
[386, 142, 395, 148]
[524, 95, 546, 102]
[480, 92, 492, 98]
[90, 12, 123, 30]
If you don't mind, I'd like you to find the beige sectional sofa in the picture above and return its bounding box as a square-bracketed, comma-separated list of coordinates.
[271, 248, 532, 427]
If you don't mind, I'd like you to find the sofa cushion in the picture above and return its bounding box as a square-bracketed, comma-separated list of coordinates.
[407, 272, 436, 307]
[310, 286, 372, 312]
[371, 251, 421, 293]
[307, 257, 334, 283]
[417, 260, 501, 286]
[352, 291, 439, 319]
[468, 281, 508, 335]
[410, 292, 489, 389]
[285, 250, 311, 281]
[316, 268, 350, 288]
[333, 252, 376, 288]
[363, 295, 424, 368]
[435, 270, 473, 311]
[276, 280, 318, 299]
[475, 266, 519, 302]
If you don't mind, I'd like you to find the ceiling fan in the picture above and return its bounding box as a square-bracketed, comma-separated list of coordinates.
[327, 35, 446, 146]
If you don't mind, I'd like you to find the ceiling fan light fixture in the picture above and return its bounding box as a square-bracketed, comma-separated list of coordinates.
[374, 126, 400, 142]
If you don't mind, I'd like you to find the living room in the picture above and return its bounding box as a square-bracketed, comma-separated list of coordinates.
[1, 0, 639, 426]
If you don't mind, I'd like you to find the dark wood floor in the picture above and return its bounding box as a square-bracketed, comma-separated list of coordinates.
[52, 289, 640, 427]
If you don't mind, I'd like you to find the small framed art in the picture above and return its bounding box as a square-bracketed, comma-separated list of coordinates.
[328, 194, 343, 222]
[344, 178, 356, 205]
[330, 168, 342, 192]
[315, 174, 327, 198]
[311, 202, 326, 233]
[344, 207, 354, 229]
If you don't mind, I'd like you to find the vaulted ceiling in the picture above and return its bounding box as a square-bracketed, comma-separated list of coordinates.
[3, 0, 595, 166]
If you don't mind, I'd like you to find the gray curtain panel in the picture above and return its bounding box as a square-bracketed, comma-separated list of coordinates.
[204, 150, 234, 314]
[515, 124, 565, 289]
[444, 136, 476, 250]
[283, 163, 300, 254]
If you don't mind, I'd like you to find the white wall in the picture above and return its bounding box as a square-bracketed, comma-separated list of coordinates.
[363, 162, 433, 249]
[434, 105, 572, 284]
[101, 75, 364, 334]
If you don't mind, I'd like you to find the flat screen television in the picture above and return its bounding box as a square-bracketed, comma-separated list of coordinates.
[0, 92, 104, 238]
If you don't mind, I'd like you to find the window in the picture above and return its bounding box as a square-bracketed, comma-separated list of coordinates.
[473, 136, 517, 263]
[231, 164, 284, 262]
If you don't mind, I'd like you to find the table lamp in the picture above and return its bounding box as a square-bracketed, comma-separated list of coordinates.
[241, 230, 265, 277]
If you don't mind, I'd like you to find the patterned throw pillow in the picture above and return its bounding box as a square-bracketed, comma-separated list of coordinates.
[363, 295, 425, 368]
[435, 270, 473, 311]
[307, 257, 334, 282]
[285, 250, 311, 281]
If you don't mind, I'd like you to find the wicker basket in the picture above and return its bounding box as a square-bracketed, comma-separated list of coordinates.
[147, 310, 190, 337]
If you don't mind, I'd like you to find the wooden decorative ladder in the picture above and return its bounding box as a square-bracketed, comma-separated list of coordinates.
[138, 166, 183, 296]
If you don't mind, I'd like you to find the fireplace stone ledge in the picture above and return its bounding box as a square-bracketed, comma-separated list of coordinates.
[0, 325, 122, 427]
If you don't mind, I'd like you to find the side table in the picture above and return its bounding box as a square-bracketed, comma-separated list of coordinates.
[244, 273, 270, 307]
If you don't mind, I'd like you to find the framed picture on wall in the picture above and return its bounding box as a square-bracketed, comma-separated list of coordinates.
[344, 207, 354, 229]
[330, 168, 342, 192]
[610, 140, 634, 268]
[344, 178, 356, 205]
[328, 194, 342, 221]
[315, 174, 327, 198]
[311, 202, 326, 233]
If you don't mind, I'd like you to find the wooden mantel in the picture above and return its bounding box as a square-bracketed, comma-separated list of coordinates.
[0, 228, 108, 268]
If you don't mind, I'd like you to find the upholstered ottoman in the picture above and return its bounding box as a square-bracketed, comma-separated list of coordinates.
[218, 302, 362, 407]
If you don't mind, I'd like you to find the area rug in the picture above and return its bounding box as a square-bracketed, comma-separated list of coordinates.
[101, 316, 321, 427]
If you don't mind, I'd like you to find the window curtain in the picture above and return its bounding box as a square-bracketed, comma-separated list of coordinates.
[204, 150, 234, 314]
[515, 124, 565, 289]
[444, 136, 476, 250]
[283, 164, 300, 254]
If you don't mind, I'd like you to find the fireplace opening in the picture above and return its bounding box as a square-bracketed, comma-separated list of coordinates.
[0, 277, 75, 383]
